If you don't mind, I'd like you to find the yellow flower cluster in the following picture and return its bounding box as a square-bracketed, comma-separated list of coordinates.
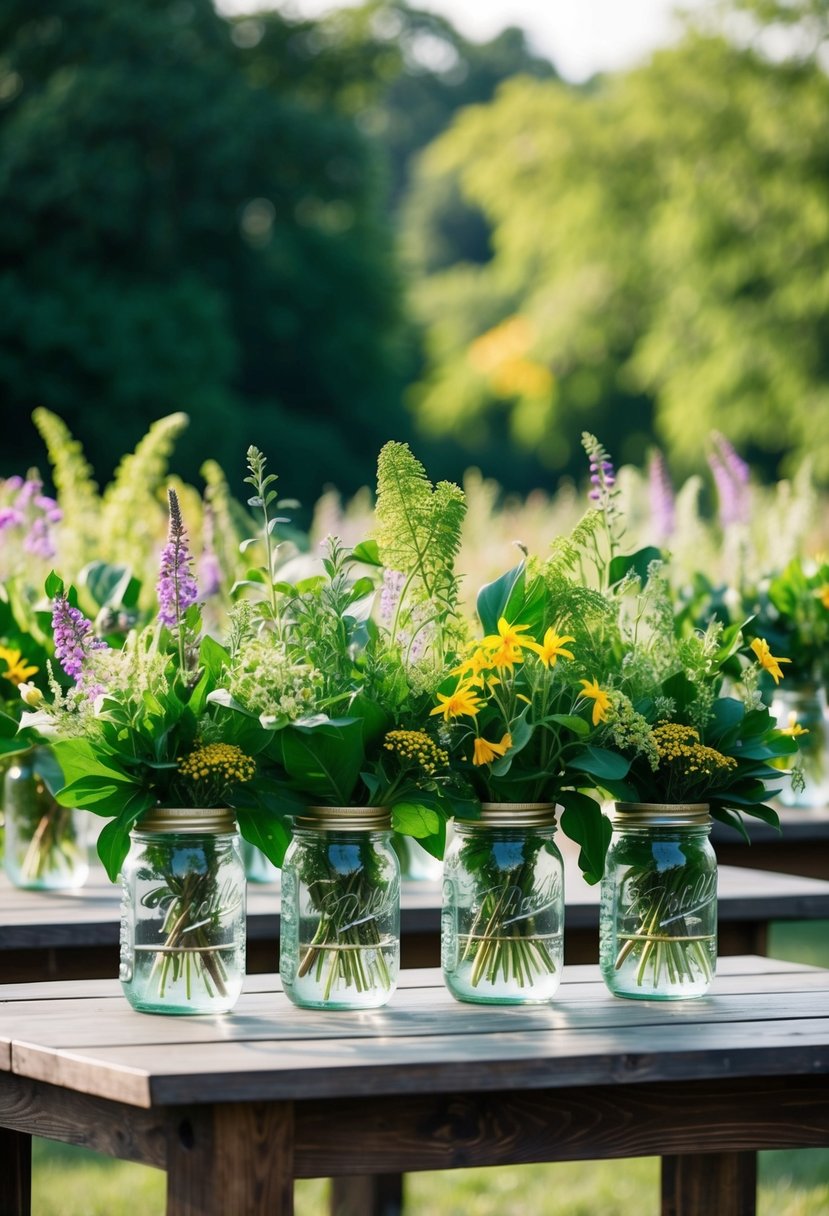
[653, 723, 737, 778]
[384, 730, 449, 776]
[178, 743, 256, 785]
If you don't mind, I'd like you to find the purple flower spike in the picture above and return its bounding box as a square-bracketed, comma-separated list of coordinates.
[157, 488, 199, 627]
[708, 432, 750, 527]
[52, 594, 106, 684]
[380, 569, 406, 626]
[648, 448, 675, 544]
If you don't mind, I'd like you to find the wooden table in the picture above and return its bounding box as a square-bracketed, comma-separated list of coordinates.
[1, 956, 828, 1216]
[3, 861, 829, 983]
[711, 807, 829, 878]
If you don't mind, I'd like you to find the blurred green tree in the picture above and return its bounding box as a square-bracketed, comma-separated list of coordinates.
[0, 0, 409, 503]
[402, 17, 829, 481]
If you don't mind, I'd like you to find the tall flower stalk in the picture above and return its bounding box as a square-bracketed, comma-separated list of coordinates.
[157, 487, 199, 674]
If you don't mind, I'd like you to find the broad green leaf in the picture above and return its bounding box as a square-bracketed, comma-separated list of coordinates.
[279, 718, 365, 803]
[548, 713, 590, 737]
[96, 792, 157, 881]
[236, 808, 292, 869]
[608, 546, 662, 588]
[351, 539, 382, 566]
[476, 562, 525, 635]
[559, 792, 611, 884]
[44, 571, 64, 598]
[569, 746, 630, 781]
[391, 801, 441, 839]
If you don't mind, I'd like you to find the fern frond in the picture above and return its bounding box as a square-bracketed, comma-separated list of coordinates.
[374, 441, 466, 602]
[545, 509, 603, 575]
[32, 408, 100, 574]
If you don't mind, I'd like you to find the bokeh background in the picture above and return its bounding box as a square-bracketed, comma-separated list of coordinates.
[2, 0, 829, 510]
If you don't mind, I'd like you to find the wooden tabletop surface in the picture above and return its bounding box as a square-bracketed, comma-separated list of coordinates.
[1, 955, 827, 1111]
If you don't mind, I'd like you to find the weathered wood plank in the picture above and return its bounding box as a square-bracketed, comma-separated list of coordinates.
[0, 1071, 166, 1168]
[661, 1151, 757, 1216]
[10, 1011, 829, 1108]
[0, 1125, 31, 1216]
[166, 1102, 294, 1216]
[292, 1077, 829, 1175]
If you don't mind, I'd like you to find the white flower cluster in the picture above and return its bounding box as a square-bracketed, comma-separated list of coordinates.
[227, 638, 321, 723]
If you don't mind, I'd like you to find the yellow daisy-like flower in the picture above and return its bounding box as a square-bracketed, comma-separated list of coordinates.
[451, 647, 492, 680]
[472, 733, 512, 766]
[0, 646, 39, 687]
[579, 677, 611, 726]
[780, 714, 809, 738]
[431, 682, 483, 722]
[482, 617, 531, 653]
[750, 637, 791, 685]
[525, 627, 575, 668]
[488, 642, 523, 672]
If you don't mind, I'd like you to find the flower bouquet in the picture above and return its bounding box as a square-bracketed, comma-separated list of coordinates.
[550, 437, 801, 996]
[219, 442, 473, 1007]
[24, 489, 289, 1012]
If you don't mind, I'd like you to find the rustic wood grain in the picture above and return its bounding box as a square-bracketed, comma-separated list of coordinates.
[166, 1101, 294, 1216]
[661, 1151, 757, 1216]
[291, 1076, 829, 1175]
[0, 1072, 166, 1168]
[0, 1125, 31, 1216]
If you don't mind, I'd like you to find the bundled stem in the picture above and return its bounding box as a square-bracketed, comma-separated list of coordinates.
[613, 863, 715, 989]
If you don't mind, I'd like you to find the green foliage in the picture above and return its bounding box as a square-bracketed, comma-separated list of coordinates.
[0, 0, 408, 501]
[402, 17, 829, 482]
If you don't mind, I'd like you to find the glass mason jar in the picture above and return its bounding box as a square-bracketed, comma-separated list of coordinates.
[600, 803, 717, 1000]
[442, 804, 564, 1005]
[771, 682, 829, 809]
[119, 807, 246, 1015]
[280, 806, 400, 1010]
[3, 747, 88, 890]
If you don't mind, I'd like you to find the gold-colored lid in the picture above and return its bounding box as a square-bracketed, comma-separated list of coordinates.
[613, 802, 710, 827]
[294, 805, 392, 831]
[456, 802, 558, 829]
[134, 807, 237, 834]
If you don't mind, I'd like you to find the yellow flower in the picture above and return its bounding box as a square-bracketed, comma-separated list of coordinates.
[431, 682, 483, 722]
[525, 627, 575, 668]
[482, 618, 531, 653]
[451, 648, 492, 680]
[488, 642, 523, 672]
[750, 637, 791, 685]
[0, 646, 39, 687]
[472, 733, 512, 766]
[780, 714, 809, 738]
[579, 677, 611, 726]
[817, 584, 829, 610]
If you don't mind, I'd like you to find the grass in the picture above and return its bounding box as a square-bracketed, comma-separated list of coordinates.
[27, 919, 829, 1215]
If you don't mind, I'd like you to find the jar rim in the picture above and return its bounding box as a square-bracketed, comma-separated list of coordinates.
[613, 802, 711, 827]
[295, 805, 392, 832]
[134, 807, 237, 834]
[456, 802, 558, 829]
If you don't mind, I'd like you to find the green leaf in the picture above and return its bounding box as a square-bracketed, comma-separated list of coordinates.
[608, 546, 662, 587]
[236, 807, 292, 869]
[559, 792, 611, 884]
[351, 539, 382, 566]
[391, 801, 441, 839]
[96, 792, 156, 882]
[278, 717, 365, 803]
[44, 570, 64, 598]
[476, 562, 524, 635]
[568, 746, 631, 780]
[548, 713, 590, 737]
[79, 561, 138, 610]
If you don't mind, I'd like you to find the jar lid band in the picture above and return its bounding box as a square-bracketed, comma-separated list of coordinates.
[456, 802, 559, 829]
[613, 802, 711, 827]
[134, 807, 237, 834]
[295, 805, 392, 831]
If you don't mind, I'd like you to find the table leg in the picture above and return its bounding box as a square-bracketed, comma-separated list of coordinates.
[661, 1151, 757, 1216]
[0, 1127, 32, 1216]
[166, 1101, 294, 1216]
[331, 1173, 404, 1216]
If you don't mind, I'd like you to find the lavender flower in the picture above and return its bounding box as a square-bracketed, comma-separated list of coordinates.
[582, 432, 618, 510]
[198, 505, 222, 598]
[708, 432, 750, 527]
[648, 448, 675, 544]
[52, 594, 106, 684]
[0, 508, 23, 530]
[380, 569, 406, 626]
[157, 488, 199, 627]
